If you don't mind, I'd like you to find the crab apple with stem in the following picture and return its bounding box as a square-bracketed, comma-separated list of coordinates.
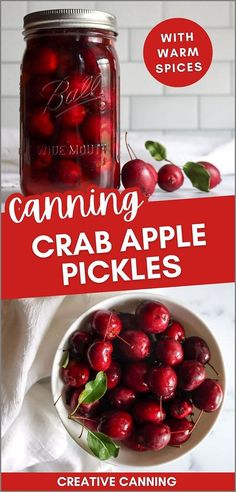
[98, 410, 134, 440]
[178, 360, 206, 391]
[148, 365, 178, 398]
[90, 310, 122, 341]
[134, 399, 166, 424]
[154, 338, 184, 366]
[167, 417, 194, 445]
[136, 300, 170, 334]
[117, 329, 151, 360]
[121, 133, 158, 197]
[61, 360, 90, 388]
[87, 340, 113, 371]
[123, 361, 149, 393]
[192, 378, 223, 412]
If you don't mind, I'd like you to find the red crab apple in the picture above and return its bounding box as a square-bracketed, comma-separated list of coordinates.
[51, 160, 81, 185]
[123, 432, 147, 452]
[178, 360, 206, 391]
[69, 330, 93, 359]
[169, 397, 193, 419]
[138, 423, 171, 451]
[136, 301, 170, 334]
[105, 360, 121, 389]
[118, 329, 151, 360]
[154, 338, 184, 366]
[148, 366, 177, 398]
[158, 164, 184, 192]
[134, 399, 166, 424]
[192, 379, 223, 412]
[108, 386, 136, 409]
[123, 361, 149, 393]
[81, 150, 112, 180]
[61, 360, 90, 387]
[82, 114, 111, 144]
[198, 162, 222, 189]
[87, 340, 113, 371]
[33, 152, 52, 170]
[167, 418, 194, 445]
[90, 310, 122, 340]
[98, 411, 133, 440]
[58, 130, 84, 150]
[30, 110, 54, 138]
[165, 320, 185, 342]
[60, 105, 87, 127]
[32, 46, 58, 74]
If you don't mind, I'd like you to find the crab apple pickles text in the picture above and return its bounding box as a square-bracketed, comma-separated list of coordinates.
[32, 223, 206, 286]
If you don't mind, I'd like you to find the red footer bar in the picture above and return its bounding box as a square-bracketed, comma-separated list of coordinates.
[1, 472, 235, 491]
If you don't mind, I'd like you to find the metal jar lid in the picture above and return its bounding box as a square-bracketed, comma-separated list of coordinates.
[23, 9, 118, 35]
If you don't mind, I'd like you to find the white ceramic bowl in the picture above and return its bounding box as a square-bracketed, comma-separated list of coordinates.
[51, 292, 225, 467]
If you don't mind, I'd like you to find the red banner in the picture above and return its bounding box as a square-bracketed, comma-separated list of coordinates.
[1, 190, 234, 299]
[1, 472, 235, 491]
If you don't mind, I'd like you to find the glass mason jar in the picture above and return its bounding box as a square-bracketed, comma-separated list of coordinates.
[20, 9, 120, 195]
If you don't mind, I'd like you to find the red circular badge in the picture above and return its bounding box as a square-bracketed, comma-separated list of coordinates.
[143, 18, 213, 87]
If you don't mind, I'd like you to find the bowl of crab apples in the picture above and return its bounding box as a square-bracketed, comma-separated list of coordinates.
[52, 292, 225, 466]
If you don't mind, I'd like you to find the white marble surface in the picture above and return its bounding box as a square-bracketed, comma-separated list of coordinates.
[22, 283, 234, 474]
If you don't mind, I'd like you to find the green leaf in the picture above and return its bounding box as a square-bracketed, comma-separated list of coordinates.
[60, 350, 69, 368]
[183, 162, 210, 192]
[87, 430, 120, 460]
[70, 371, 107, 416]
[145, 140, 167, 161]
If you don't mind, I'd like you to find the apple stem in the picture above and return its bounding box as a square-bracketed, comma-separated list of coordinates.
[160, 396, 163, 417]
[117, 334, 132, 348]
[190, 409, 204, 434]
[54, 393, 62, 406]
[125, 132, 138, 160]
[103, 311, 113, 341]
[169, 444, 181, 448]
[207, 362, 220, 377]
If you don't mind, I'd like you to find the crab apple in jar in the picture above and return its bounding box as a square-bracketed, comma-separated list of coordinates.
[105, 360, 121, 389]
[58, 130, 84, 151]
[178, 360, 206, 391]
[87, 340, 113, 371]
[60, 105, 87, 127]
[82, 114, 111, 144]
[165, 320, 185, 342]
[68, 73, 93, 99]
[33, 152, 52, 170]
[81, 149, 112, 181]
[198, 162, 222, 189]
[148, 365, 177, 398]
[98, 410, 133, 441]
[154, 338, 184, 366]
[158, 164, 184, 192]
[30, 109, 54, 138]
[134, 399, 166, 424]
[118, 329, 151, 360]
[50, 160, 81, 186]
[61, 360, 90, 388]
[192, 379, 223, 412]
[136, 301, 170, 334]
[138, 422, 171, 451]
[31, 46, 58, 74]
[123, 361, 149, 393]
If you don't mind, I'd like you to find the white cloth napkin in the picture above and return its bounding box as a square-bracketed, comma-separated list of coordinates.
[1, 293, 120, 472]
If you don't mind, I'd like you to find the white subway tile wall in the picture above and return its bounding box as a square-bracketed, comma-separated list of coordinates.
[1, 0, 234, 133]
